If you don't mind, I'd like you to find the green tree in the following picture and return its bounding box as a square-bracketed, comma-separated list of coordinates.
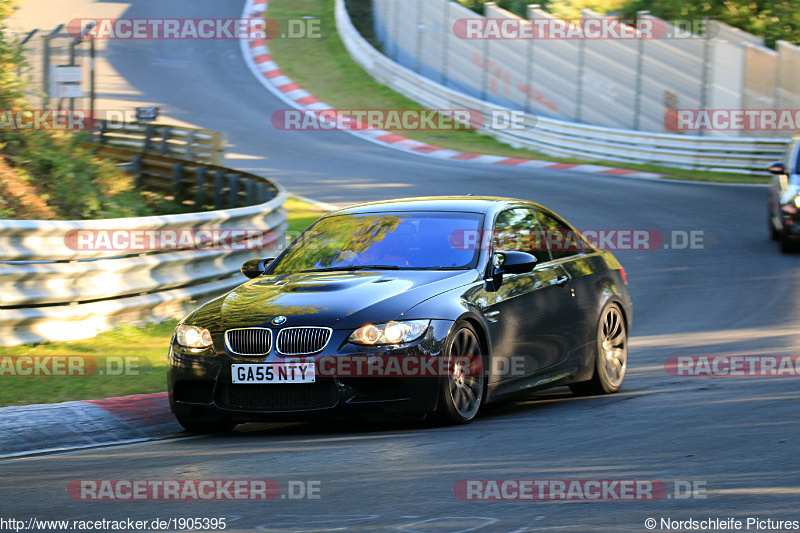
[617, 0, 799, 48]
[547, 0, 624, 19]
[0, 0, 153, 219]
[455, 0, 800, 48]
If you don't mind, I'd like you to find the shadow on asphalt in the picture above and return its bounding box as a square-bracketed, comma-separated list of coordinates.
[186, 386, 621, 441]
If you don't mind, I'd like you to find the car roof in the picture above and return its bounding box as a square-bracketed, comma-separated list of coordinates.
[327, 196, 546, 216]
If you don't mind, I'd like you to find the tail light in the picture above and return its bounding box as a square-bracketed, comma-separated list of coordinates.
[620, 267, 628, 284]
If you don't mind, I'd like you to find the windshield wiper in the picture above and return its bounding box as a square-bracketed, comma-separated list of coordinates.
[301, 265, 401, 272]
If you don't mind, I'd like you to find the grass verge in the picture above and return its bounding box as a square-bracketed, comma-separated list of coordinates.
[0, 198, 326, 407]
[266, 0, 768, 184]
[0, 322, 176, 407]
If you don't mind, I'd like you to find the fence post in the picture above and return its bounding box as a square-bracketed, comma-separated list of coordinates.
[144, 124, 155, 153]
[392, 0, 400, 61]
[96, 119, 108, 145]
[185, 130, 196, 162]
[633, 11, 649, 131]
[195, 166, 207, 207]
[415, 0, 424, 73]
[228, 174, 240, 208]
[773, 44, 782, 109]
[699, 16, 712, 137]
[210, 132, 227, 165]
[481, 38, 489, 101]
[575, 38, 586, 122]
[524, 5, 540, 114]
[245, 179, 255, 205]
[131, 155, 143, 188]
[172, 163, 184, 200]
[17, 29, 38, 79]
[68, 39, 76, 112]
[441, 0, 450, 86]
[214, 170, 225, 209]
[159, 127, 171, 156]
[42, 28, 59, 108]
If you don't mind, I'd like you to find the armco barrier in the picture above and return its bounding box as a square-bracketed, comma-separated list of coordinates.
[0, 147, 288, 346]
[335, 0, 788, 173]
[92, 123, 227, 165]
[90, 145, 276, 211]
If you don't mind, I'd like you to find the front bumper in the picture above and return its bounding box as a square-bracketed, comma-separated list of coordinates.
[168, 320, 454, 422]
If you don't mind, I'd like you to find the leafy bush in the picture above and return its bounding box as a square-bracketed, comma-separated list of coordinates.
[0, 0, 155, 219]
[618, 0, 799, 49]
[345, 0, 381, 48]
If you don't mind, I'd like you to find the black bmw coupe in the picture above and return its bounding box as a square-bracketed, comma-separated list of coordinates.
[168, 197, 632, 432]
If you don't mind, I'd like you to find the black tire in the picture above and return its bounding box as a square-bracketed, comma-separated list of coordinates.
[434, 322, 485, 425]
[780, 228, 799, 253]
[769, 214, 780, 241]
[570, 303, 627, 396]
[176, 414, 237, 434]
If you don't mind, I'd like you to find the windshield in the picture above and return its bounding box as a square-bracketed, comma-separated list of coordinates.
[269, 211, 484, 274]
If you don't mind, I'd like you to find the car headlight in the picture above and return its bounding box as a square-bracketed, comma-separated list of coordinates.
[349, 320, 430, 345]
[794, 197, 800, 208]
[175, 324, 214, 349]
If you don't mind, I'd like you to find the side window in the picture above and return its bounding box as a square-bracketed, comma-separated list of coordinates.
[534, 210, 583, 261]
[493, 208, 550, 265]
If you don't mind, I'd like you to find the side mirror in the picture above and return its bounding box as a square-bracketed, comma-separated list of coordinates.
[493, 251, 537, 275]
[768, 162, 786, 175]
[241, 257, 274, 279]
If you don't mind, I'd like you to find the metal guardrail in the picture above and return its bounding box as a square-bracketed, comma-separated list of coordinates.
[90, 145, 276, 213]
[335, 0, 788, 173]
[92, 123, 228, 165]
[0, 146, 288, 346]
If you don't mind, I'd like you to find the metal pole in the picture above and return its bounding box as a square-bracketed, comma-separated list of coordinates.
[441, 0, 450, 86]
[415, 0, 424, 73]
[699, 16, 711, 137]
[89, 35, 95, 122]
[19, 29, 38, 47]
[68, 41, 75, 112]
[481, 38, 489, 101]
[42, 25, 63, 108]
[773, 42, 782, 109]
[632, 11, 649, 130]
[72, 22, 95, 123]
[392, 0, 400, 61]
[575, 37, 585, 122]
[16, 29, 37, 78]
[524, 5, 540, 114]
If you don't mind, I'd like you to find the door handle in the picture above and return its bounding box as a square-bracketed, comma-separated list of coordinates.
[555, 275, 570, 286]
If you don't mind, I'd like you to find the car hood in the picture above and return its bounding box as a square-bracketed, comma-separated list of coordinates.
[191, 269, 479, 329]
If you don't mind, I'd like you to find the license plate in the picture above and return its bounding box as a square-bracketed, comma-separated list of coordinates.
[231, 363, 315, 384]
